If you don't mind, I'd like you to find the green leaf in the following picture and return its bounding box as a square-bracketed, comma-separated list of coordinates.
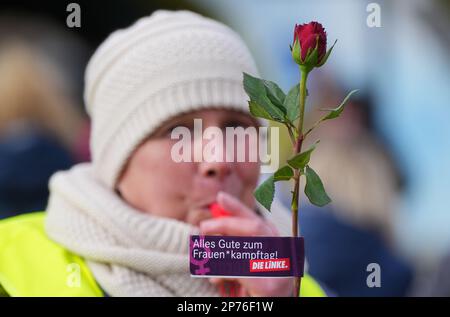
[248, 101, 273, 121]
[304, 39, 319, 66]
[317, 39, 337, 67]
[320, 89, 359, 121]
[243, 73, 285, 122]
[287, 141, 320, 169]
[253, 166, 294, 212]
[253, 165, 294, 211]
[291, 39, 302, 65]
[254, 176, 275, 212]
[274, 165, 294, 181]
[304, 165, 331, 207]
[263, 80, 286, 109]
[284, 83, 300, 122]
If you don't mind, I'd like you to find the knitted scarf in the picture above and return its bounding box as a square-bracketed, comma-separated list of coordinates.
[45, 163, 291, 297]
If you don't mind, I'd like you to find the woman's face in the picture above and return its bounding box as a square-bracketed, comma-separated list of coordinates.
[116, 109, 261, 226]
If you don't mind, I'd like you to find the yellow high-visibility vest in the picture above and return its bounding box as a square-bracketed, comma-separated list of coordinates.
[0, 212, 326, 297]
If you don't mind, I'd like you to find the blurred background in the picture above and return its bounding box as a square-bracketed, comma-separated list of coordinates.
[0, 0, 448, 296]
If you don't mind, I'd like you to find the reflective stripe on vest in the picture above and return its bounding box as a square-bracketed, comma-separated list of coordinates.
[0, 212, 326, 297]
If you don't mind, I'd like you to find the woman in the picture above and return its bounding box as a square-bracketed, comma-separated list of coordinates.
[0, 10, 325, 297]
[0, 43, 82, 218]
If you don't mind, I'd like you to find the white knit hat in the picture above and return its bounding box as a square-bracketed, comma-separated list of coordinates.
[84, 10, 260, 188]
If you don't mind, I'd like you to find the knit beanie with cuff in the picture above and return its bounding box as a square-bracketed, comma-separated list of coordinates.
[84, 10, 260, 189]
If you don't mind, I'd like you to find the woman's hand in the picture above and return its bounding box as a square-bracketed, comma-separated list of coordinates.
[199, 191, 294, 297]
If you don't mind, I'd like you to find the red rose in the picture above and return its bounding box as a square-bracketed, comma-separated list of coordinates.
[291, 21, 334, 71]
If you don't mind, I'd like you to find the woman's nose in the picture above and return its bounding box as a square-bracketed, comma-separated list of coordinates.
[199, 161, 233, 181]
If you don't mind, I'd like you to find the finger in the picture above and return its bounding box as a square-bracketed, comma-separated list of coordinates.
[209, 277, 236, 284]
[200, 217, 273, 237]
[211, 279, 241, 297]
[217, 191, 258, 219]
[209, 277, 222, 285]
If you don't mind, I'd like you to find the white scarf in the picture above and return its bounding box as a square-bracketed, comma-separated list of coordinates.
[45, 163, 292, 297]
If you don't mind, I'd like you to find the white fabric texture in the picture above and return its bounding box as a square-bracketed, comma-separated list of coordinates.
[45, 164, 292, 297]
[84, 10, 260, 188]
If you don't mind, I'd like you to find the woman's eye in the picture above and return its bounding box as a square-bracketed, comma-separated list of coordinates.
[164, 124, 193, 137]
[224, 120, 252, 129]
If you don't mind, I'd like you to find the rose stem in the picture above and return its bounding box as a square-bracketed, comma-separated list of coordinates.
[291, 67, 308, 297]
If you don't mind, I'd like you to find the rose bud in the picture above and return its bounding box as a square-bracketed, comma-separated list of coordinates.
[291, 21, 336, 71]
[209, 202, 232, 218]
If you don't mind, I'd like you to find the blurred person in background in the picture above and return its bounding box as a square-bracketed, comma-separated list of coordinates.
[295, 78, 413, 296]
[0, 42, 84, 218]
[0, 10, 326, 297]
[415, 250, 450, 296]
